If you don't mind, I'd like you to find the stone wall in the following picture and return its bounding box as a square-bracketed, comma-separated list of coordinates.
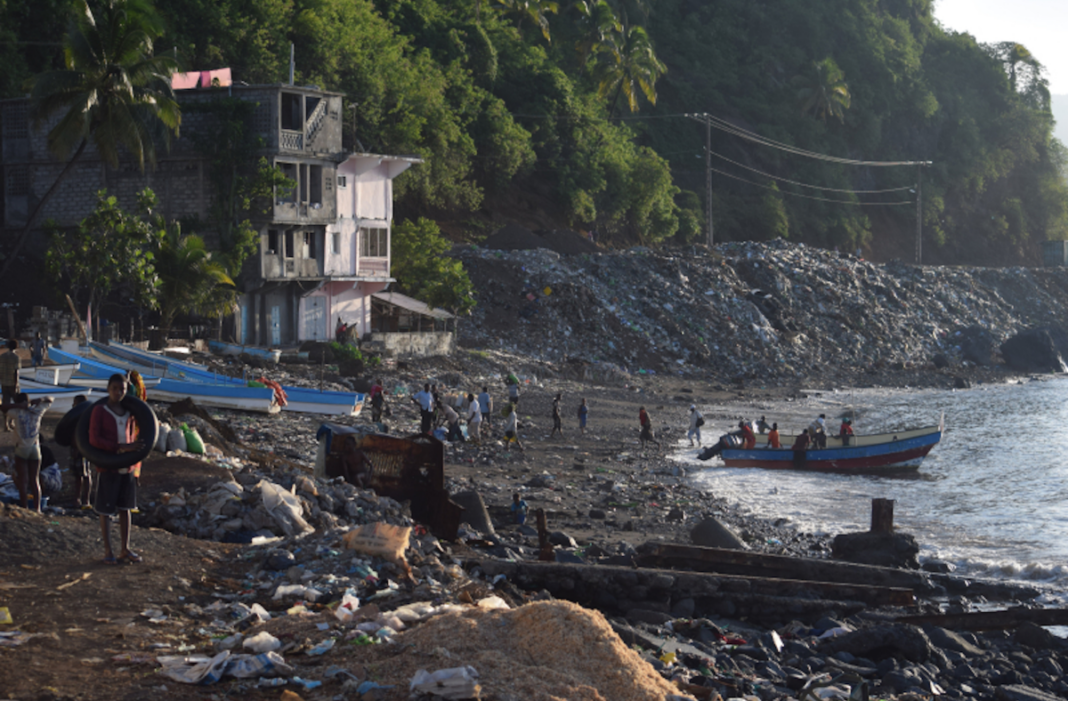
[371, 331, 455, 358]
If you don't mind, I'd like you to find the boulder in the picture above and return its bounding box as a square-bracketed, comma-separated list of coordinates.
[958, 325, 997, 366]
[1013, 622, 1063, 650]
[994, 685, 1065, 701]
[338, 358, 366, 377]
[819, 624, 934, 663]
[690, 516, 748, 550]
[832, 531, 920, 569]
[1000, 328, 1067, 373]
[451, 490, 496, 536]
[921, 625, 984, 656]
[932, 353, 949, 369]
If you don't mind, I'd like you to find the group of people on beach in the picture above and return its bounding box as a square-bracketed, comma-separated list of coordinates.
[405, 378, 528, 450]
[2, 343, 148, 565]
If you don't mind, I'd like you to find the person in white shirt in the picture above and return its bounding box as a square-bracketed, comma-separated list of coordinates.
[0, 393, 53, 512]
[688, 404, 704, 447]
[808, 414, 827, 449]
[411, 383, 433, 434]
[504, 404, 523, 450]
[466, 393, 482, 444]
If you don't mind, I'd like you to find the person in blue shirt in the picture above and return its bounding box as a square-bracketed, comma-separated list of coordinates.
[577, 398, 589, 435]
[511, 492, 528, 525]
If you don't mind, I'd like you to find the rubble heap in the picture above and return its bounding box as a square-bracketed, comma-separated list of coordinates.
[456, 240, 1068, 381]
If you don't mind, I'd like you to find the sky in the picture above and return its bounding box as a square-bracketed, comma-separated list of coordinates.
[934, 0, 1068, 95]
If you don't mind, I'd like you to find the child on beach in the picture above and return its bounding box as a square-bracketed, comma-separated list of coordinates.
[511, 492, 528, 525]
[0, 392, 53, 511]
[90, 374, 145, 565]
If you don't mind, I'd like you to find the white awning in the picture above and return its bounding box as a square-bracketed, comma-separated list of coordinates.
[371, 292, 453, 320]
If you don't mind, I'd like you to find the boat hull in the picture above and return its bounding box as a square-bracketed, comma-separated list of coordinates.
[19, 363, 79, 385]
[19, 381, 95, 413]
[207, 340, 282, 364]
[720, 426, 942, 474]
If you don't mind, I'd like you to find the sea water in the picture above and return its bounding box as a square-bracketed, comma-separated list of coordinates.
[675, 378, 1068, 604]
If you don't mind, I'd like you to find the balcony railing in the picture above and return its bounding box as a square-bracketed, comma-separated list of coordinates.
[280, 129, 303, 151]
[357, 257, 389, 277]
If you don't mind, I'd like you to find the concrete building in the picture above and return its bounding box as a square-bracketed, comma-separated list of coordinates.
[1, 70, 422, 346]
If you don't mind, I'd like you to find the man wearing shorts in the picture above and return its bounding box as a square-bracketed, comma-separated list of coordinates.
[90, 374, 145, 565]
[0, 339, 21, 431]
[0, 392, 52, 511]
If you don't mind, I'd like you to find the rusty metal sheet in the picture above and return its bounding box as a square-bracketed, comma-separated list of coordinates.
[325, 432, 462, 540]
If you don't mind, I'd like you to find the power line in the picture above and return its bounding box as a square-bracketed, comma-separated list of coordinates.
[709, 149, 914, 194]
[708, 166, 913, 206]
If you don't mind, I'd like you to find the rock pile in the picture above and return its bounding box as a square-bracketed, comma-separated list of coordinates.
[456, 240, 1068, 381]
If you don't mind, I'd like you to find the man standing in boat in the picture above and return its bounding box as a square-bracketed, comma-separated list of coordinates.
[839, 417, 854, 446]
[792, 428, 811, 468]
[808, 414, 828, 449]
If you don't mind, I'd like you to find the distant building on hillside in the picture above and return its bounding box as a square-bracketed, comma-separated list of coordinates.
[1042, 240, 1068, 267]
[0, 69, 431, 347]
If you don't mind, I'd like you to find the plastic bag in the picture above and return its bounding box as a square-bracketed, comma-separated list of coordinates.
[167, 427, 187, 453]
[258, 480, 314, 537]
[409, 666, 481, 700]
[155, 423, 171, 452]
[157, 651, 232, 685]
[242, 631, 281, 653]
[334, 589, 361, 622]
[183, 423, 205, 455]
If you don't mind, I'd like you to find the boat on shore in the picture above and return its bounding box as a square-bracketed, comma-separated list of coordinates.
[713, 423, 943, 474]
[18, 362, 80, 386]
[93, 342, 364, 416]
[18, 380, 95, 413]
[48, 346, 279, 414]
[207, 340, 282, 364]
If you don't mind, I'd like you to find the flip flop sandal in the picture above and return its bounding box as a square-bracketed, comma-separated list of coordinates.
[120, 551, 143, 564]
[103, 554, 119, 565]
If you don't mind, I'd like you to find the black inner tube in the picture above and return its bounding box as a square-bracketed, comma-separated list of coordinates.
[74, 397, 159, 469]
[53, 399, 94, 447]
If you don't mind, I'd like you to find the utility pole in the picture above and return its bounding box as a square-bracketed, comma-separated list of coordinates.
[685, 113, 714, 248]
[705, 113, 713, 248]
[915, 163, 924, 265]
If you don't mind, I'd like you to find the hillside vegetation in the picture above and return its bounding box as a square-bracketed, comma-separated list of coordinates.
[2, 0, 1064, 265]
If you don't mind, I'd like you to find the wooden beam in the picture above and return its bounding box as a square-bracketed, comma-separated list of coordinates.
[896, 608, 1068, 631]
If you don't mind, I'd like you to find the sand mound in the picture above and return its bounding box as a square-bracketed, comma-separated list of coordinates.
[395, 600, 687, 701]
[539, 229, 599, 255]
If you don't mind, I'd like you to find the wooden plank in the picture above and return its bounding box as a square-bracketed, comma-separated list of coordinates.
[896, 608, 1068, 631]
[637, 542, 934, 592]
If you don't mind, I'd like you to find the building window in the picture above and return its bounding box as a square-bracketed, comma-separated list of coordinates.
[281, 92, 303, 130]
[267, 230, 279, 254]
[277, 162, 297, 203]
[305, 231, 316, 258]
[332, 231, 341, 254]
[5, 165, 29, 196]
[360, 227, 388, 257]
[284, 231, 294, 258]
[299, 164, 309, 203]
[310, 165, 322, 205]
[337, 175, 346, 188]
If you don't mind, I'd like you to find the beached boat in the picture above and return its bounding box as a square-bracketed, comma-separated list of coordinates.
[49, 346, 279, 414]
[94, 342, 364, 416]
[207, 340, 282, 364]
[18, 380, 95, 413]
[18, 362, 79, 385]
[715, 423, 943, 474]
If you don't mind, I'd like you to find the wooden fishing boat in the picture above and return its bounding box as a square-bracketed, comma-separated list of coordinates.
[207, 340, 282, 364]
[716, 423, 943, 474]
[18, 380, 95, 413]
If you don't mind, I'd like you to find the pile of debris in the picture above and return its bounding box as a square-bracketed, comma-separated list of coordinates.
[455, 239, 1068, 380]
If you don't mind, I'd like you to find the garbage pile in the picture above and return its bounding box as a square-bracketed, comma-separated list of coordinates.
[456, 239, 1068, 380]
[146, 472, 411, 542]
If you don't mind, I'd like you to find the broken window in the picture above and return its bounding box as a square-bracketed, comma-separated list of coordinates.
[299, 164, 309, 203]
[267, 230, 279, 254]
[305, 231, 316, 258]
[332, 231, 341, 255]
[310, 165, 322, 205]
[284, 231, 294, 258]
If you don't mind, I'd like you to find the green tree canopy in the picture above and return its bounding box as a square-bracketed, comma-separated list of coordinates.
[391, 217, 475, 315]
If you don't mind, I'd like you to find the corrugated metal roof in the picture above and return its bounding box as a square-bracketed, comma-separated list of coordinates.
[371, 292, 453, 320]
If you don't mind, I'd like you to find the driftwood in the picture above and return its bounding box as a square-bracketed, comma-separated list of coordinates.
[896, 607, 1068, 631]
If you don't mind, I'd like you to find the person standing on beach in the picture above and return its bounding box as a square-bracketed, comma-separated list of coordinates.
[69, 395, 93, 509]
[0, 393, 53, 511]
[411, 383, 433, 434]
[504, 403, 523, 450]
[550, 392, 563, 437]
[30, 331, 46, 368]
[0, 339, 20, 431]
[639, 406, 660, 450]
[507, 378, 520, 407]
[577, 398, 589, 435]
[478, 386, 492, 430]
[90, 374, 145, 565]
[465, 393, 482, 444]
[792, 428, 810, 468]
[688, 405, 704, 447]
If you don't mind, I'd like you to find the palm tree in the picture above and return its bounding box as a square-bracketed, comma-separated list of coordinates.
[791, 57, 851, 122]
[153, 223, 235, 341]
[574, 0, 621, 69]
[495, 0, 560, 43]
[593, 24, 667, 117]
[0, 0, 180, 280]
